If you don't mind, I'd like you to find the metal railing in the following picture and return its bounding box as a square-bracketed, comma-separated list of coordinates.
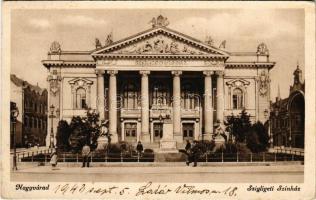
[17, 150, 304, 163]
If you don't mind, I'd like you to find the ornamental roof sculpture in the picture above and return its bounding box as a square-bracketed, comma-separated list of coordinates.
[256, 43, 269, 55]
[49, 41, 61, 54]
[149, 15, 170, 28]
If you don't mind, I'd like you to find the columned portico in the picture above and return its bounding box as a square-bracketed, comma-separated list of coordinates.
[96, 69, 105, 120]
[216, 71, 225, 123]
[172, 70, 182, 142]
[43, 16, 275, 151]
[203, 71, 214, 140]
[108, 70, 118, 143]
[140, 70, 150, 142]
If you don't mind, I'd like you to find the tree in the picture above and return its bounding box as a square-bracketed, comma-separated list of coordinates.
[56, 120, 71, 151]
[67, 109, 101, 152]
[225, 109, 252, 143]
[246, 121, 269, 153]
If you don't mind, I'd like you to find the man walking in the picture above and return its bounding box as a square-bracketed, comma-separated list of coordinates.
[186, 140, 199, 167]
[82, 143, 91, 168]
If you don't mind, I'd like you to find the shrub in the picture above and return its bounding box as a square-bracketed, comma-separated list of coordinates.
[246, 121, 269, 153]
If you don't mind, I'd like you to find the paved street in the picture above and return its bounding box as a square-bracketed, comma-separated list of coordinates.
[11, 164, 303, 183]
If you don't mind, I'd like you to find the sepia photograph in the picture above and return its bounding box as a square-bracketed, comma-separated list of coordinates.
[2, 1, 315, 199]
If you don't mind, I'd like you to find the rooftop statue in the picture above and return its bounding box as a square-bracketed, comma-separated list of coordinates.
[205, 36, 214, 46]
[257, 43, 269, 55]
[105, 32, 113, 46]
[149, 15, 169, 28]
[49, 41, 61, 54]
[95, 38, 102, 49]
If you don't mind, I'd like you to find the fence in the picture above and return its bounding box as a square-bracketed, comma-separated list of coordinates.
[18, 150, 304, 164]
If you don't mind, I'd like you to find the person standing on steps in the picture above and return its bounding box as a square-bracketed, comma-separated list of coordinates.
[82, 143, 91, 168]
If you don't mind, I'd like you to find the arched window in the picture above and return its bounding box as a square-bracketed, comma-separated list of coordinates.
[152, 82, 169, 107]
[232, 88, 243, 109]
[76, 87, 87, 109]
[123, 82, 138, 109]
[181, 82, 199, 109]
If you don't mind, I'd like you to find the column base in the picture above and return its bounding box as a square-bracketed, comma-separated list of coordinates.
[141, 134, 151, 143]
[96, 136, 108, 150]
[110, 133, 118, 144]
[199, 133, 213, 141]
[173, 133, 183, 143]
[159, 139, 178, 153]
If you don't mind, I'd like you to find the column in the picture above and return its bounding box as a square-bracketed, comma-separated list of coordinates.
[96, 69, 105, 120]
[172, 70, 182, 140]
[216, 71, 225, 123]
[108, 70, 118, 143]
[140, 70, 150, 142]
[203, 71, 213, 140]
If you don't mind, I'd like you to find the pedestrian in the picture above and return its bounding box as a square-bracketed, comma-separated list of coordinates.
[185, 140, 191, 165]
[50, 148, 58, 169]
[136, 141, 143, 156]
[186, 140, 199, 167]
[82, 143, 91, 168]
[185, 140, 191, 152]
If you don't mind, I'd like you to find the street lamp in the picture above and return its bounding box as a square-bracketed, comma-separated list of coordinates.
[49, 104, 56, 148]
[11, 102, 19, 170]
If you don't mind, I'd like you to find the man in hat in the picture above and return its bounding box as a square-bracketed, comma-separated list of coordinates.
[186, 140, 199, 167]
[82, 143, 91, 168]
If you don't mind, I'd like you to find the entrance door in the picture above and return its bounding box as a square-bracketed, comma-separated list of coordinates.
[183, 123, 194, 140]
[153, 123, 163, 142]
[124, 123, 137, 142]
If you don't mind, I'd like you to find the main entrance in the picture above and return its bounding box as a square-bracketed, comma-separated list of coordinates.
[182, 123, 194, 140]
[124, 123, 137, 142]
[153, 123, 163, 142]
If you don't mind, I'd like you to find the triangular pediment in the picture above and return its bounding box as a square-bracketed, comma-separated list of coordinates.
[226, 79, 250, 87]
[92, 27, 229, 58]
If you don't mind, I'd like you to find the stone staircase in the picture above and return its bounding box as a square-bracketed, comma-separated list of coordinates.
[141, 142, 186, 152]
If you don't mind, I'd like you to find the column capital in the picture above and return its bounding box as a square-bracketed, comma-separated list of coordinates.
[140, 70, 150, 76]
[172, 70, 182, 76]
[203, 70, 214, 76]
[107, 70, 118, 76]
[215, 71, 225, 77]
[95, 69, 105, 76]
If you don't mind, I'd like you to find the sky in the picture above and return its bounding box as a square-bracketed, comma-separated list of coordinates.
[11, 9, 304, 100]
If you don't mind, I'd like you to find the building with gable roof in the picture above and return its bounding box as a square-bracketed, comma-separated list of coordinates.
[10, 74, 48, 148]
[42, 15, 275, 149]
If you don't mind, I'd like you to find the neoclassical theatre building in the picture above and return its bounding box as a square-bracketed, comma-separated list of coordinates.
[43, 16, 274, 148]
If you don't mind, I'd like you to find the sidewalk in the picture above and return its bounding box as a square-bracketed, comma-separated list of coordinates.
[11, 163, 304, 183]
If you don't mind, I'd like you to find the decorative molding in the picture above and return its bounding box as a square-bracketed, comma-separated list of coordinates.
[215, 71, 225, 77]
[107, 70, 118, 76]
[203, 70, 214, 76]
[48, 70, 62, 96]
[139, 70, 150, 76]
[256, 71, 270, 97]
[95, 69, 105, 76]
[171, 70, 182, 76]
[113, 35, 207, 55]
[226, 79, 250, 87]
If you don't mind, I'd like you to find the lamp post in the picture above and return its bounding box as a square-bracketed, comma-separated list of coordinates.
[11, 102, 19, 171]
[48, 105, 59, 148]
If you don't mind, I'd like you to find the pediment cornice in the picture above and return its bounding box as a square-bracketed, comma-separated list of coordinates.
[91, 27, 229, 59]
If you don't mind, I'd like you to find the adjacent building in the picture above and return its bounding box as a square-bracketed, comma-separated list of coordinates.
[42, 15, 275, 149]
[10, 74, 48, 148]
[270, 65, 305, 149]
